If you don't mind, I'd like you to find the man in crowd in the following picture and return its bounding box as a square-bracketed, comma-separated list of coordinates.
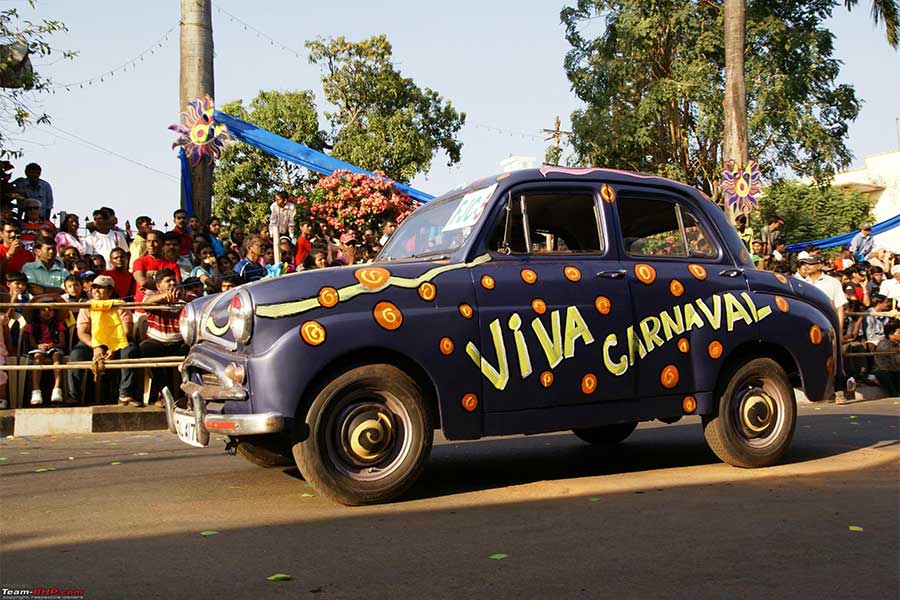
[878, 265, 900, 304]
[760, 215, 783, 256]
[101, 247, 136, 301]
[12, 162, 53, 219]
[0, 220, 34, 278]
[132, 230, 179, 302]
[84, 208, 128, 265]
[867, 266, 885, 297]
[795, 255, 847, 330]
[128, 216, 152, 269]
[849, 223, 874, 262]
[233, 235, 266, 283]
[172, 209, 193, 256]
[22, 238, 66, 296]
[163, 231, 193, 280]
[141, 268, 191, 407]
[379, 219, 396, 245]
[873, 321, 900, 396]
[865, 294, 892, 349]
[68, 275, 140, 406]
[19, 198, 55, 248]
[293, 220, 313, 267]
[269, 190, 295, 265]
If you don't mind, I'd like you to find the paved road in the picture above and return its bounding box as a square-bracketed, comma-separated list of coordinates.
[2, 399, 898, 600]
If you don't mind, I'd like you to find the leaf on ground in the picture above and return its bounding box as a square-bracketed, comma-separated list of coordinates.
[849, 525, 864, 532]
[489, 553, 509, 560]
[19, 451, 29, 455]
[110, 461, 122, 465]
[34, 467, 55, 472]
[0, 457, 7, 461]
[301, 493, 314, 498]
[199, 530, 219, 536]
[267, 574, 293, 581]
[814, 407, 822, 410]
[589, 497, 601, 502]
[849, 415, 857, 419]
[850, 422, 859, 426]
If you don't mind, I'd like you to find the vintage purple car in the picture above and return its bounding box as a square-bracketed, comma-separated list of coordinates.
[165, 167, 842, 505]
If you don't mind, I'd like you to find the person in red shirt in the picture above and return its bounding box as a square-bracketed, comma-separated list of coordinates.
[101, 247, 136, 301]
[131, 230, 179, 302]
[0, 219, 35, 278]
[293, 220, 313, 269]
[172, 209, 193, 256]
[19, 198, 56, 249]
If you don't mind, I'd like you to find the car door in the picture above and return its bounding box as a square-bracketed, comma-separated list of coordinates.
[469, 182, 635, 414]
[612, 187, 754, 401]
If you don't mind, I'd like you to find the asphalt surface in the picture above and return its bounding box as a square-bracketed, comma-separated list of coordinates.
[2, 399, 898, 600]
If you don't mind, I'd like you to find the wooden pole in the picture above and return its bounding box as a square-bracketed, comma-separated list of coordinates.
[722, 0, 748, 225]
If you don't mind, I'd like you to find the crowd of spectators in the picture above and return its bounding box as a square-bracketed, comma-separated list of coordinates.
[737, 215, 900, 394]
[0, 164, 397, 410]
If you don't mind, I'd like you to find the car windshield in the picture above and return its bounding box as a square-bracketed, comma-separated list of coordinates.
[379, 183, 497, 260]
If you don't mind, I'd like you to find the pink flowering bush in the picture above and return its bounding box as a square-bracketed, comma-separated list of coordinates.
[295, 170, 417, 234]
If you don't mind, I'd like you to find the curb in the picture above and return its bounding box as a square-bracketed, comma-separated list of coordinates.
[0, 406, 168, 436]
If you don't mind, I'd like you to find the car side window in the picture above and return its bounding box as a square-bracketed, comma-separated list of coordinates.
[617, 196, 718, 258]
[489, 191, 604, 255]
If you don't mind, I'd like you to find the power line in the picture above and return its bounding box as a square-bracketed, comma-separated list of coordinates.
[469, 121, 544, 141]
[215, 6, 304, 59]
[44, 124, 179, 182]
[51, 23, 178, 91]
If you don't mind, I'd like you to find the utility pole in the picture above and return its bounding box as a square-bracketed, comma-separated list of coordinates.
[542, 115, 572, 165]
[722, 0, 748, 224]
[180, 0, 214, 224]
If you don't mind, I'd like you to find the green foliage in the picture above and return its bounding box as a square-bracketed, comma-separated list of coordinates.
[750, 182, 874, 246]
[212, 90, 326, 231]
[560, 0, 860, 195]
[0, 2, 75, 158]
[306, 35, 466, 183]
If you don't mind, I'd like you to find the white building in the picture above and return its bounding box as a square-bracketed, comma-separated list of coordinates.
[832, 150, 900, 251]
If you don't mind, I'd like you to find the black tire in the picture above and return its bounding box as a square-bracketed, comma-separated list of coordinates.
[292, 364, 433, 506]
[236, 434, 295, 468]
[703, 357, 796, 468]
[572, 422, 638, 445]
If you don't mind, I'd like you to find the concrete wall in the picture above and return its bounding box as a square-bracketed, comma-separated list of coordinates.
[832, 151, 900, 252]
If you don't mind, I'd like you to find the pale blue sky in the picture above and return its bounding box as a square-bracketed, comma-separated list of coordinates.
[10, 0, 900, 229]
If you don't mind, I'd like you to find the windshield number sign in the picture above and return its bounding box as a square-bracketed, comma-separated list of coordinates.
[443, 184, 497, 232]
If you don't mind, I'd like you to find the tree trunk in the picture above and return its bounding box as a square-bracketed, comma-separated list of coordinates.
[722, 0, 748, 224]
[179, 0, 215, 224]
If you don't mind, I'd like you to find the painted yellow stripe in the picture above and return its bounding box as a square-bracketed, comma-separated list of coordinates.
[255, 254, 492, 319]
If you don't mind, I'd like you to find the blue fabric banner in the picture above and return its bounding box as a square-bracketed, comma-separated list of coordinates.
[785, 213, 900, 252]
[179, 147, 194, 217]
[213, 111, 434, 204]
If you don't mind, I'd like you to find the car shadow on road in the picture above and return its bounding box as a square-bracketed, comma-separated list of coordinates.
[401, 413, 899, 501]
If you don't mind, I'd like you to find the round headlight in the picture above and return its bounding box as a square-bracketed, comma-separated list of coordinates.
[179, 304, 197, 345]
[227, 290, 253, 344]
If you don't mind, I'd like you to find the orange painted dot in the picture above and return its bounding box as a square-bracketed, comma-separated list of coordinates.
[660, 365, 679, 389]
[481, 275, 495, 290]
[300, 321, 326, 346]
[688, 264, 707, 280]
[520, 269, 538, 284]
[581, 373, 597, 395]
[531, 298, 547, 314]
[775, 296, 790, 313]
[669, 279, 684, 297]
[564, 266, 582, 282]
[775, 273, 789, 285]
[540, 371, 554, 388]
[373, 301, 403, 331]
[594, 296, 611, 315]
[682, 395, 697, 414]
[439, 337, 454, 356]
[677, 338, 690, 353]
[461, 393, 478, 412]
[825, 356, 835, 375]
[809, 324, 823, 345]
[459, 303, 474, 319]
[634, 263, 656, 285]
[317, 286, 339, 308]
[418, 282, 437, 302]
[708, 340, 723, 359]
[354, 267, 391, 290]
[600, 183, 616, 203]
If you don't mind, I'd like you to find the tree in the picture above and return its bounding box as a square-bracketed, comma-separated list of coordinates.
[306, 35, 466, 183]
[0, 3, 73, 158]
[844, 0, 899, 48]
[750, 182, 873, 248]
[212, 90, 326, 230]
[301, 170, 416, 234]
[561, 1, 860, 196]
[722, 0, 747, 225]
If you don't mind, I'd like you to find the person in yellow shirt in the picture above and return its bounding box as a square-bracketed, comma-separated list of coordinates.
[128, 216, 153, 269]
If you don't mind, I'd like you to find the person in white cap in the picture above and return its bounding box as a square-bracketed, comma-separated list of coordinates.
[878, 264, 900, 304]
[795, 255, 847, 330]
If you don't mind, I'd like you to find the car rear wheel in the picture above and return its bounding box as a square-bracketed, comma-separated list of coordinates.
[235, 434, 295, 468]
[703, 357, 796, 468]
[572, 422, 638, 445]
[292, 364, 432, 506]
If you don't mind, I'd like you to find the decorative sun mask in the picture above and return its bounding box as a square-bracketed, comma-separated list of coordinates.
[721, 160, 762, 214]
[169, 95, 229, 166]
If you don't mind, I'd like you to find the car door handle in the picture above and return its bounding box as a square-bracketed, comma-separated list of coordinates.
[719, 268, 744, 277]
[596, 269, 627, 279]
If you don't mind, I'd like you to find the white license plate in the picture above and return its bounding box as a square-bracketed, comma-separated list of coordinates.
[173, 411, 205, 448]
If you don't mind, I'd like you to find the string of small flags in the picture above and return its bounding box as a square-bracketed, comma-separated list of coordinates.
[215, 6, 304, 59]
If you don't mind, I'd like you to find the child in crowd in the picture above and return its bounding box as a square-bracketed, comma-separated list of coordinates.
[190, 244, 220, 293]
[219, 277, 237, 292]
[90, 254, 106, 273]
[5, 271, 30, 350]
[0, 312, 13, 409]
[24, 305, 66, 405]
[70, 258, 89, 277]
[61, 275, 88, 303]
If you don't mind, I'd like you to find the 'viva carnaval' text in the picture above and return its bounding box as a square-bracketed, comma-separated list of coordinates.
[466, 291, 773, 390]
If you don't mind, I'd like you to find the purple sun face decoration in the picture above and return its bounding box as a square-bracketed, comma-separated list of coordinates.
[721, 160, 762, 214]
[169, 95, 229, 166]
